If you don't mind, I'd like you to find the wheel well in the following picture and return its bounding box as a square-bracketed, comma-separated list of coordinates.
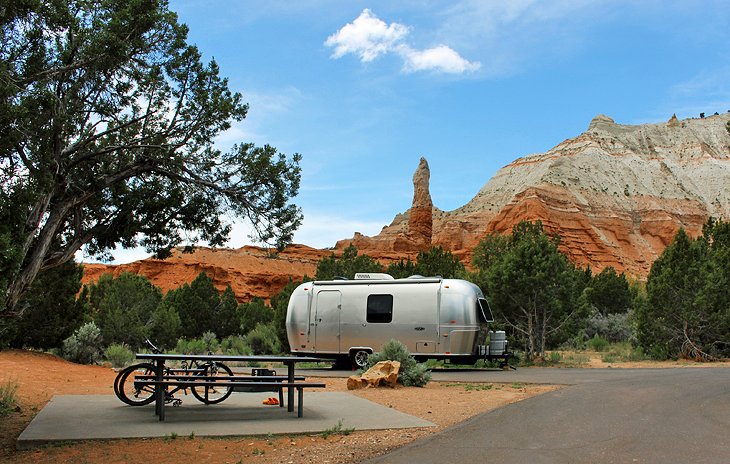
[348, 347, 373, 356]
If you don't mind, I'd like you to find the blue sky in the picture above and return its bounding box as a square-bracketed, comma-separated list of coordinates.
[105, 0, 730, 263]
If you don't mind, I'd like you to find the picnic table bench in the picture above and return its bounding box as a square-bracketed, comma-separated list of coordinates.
[135, 353, 325, 421]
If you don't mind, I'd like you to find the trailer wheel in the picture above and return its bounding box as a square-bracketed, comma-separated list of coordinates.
[350, 350, 370, 369]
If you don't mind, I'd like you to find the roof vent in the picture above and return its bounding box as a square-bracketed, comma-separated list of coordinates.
[354, 273, 395, 280]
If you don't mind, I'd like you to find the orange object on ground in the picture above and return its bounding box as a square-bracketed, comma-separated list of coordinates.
[262, 397, 279, 405]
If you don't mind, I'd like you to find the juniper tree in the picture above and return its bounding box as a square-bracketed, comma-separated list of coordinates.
[1, 0, 301, 316]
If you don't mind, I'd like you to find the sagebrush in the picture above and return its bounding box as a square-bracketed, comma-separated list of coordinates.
[367, 339, 431, 387]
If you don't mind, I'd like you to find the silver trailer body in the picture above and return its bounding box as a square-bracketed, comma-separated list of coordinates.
[286, 274, 501, 367]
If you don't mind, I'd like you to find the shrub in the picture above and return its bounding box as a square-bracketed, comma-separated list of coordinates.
[243, 323, 282, 355]
[174, 337, 209, 355]
[585, 310, 634, 343]
[587, 335, 610, 352]
[366, 339, 431, 387]
[0, 381, 19, 417]
[104, 343, 135, 368]
[221, 335, 252, 356]
[62, 322, 102, 364]
[201, 331, 219, 353]
[548, 351, 563, 364]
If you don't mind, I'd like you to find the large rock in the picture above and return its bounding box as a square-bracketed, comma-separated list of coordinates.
[347, 361, 401, 390]
[338, 113, 730, 278]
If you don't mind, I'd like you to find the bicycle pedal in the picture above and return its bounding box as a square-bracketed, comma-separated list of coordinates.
[172, 399, 182, 407]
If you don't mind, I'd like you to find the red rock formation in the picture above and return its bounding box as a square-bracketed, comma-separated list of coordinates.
[337, 113, 730, 278]
[82, 113, 730, 300]
[82, 245, 329, 302]
[335, 156, 434, 259]
[407, 157, 433, 249]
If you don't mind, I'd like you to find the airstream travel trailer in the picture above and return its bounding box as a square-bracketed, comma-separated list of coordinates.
[286, 273, 510, 368]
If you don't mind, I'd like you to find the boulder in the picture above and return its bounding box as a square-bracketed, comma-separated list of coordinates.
[347, 360, 401, 390]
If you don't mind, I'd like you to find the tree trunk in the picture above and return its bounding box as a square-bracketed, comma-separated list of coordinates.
[4, 202, 72, 316]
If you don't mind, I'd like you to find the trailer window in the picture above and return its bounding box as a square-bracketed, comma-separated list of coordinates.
[477, 298, 494, 323]
[367, 294, 393, 323]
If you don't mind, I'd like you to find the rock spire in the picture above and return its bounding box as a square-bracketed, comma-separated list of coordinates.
[408, 157, 433, 249]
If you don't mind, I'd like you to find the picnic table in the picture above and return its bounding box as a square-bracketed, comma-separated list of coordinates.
[135, 353, 324, 421]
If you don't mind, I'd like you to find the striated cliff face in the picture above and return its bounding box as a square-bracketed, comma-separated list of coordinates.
[81, 245, 328, 302]
[339, 113, 730, 277]
[83, 113, 730, 300]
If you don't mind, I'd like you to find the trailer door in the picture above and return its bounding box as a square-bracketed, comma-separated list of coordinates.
[312, 290, 341, 353]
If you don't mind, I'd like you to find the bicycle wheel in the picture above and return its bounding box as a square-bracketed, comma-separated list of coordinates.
[117, 363, 158, 406]
[114, 362, 149, 399]
[191, 362, 233, 404]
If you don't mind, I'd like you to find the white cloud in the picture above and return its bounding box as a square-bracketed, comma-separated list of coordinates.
[399, 44, 481, 74]
[325, 9, 480, 74]
[325, 9, 409, 62]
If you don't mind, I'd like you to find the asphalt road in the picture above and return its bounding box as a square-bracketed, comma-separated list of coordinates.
[306, 367, 730, 464]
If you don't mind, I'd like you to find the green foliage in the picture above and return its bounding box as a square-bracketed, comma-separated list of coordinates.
[239, 298, 274, 335]
[367, 339, 431, 387]
[0, 381, 19, 417]
[1, 0, 302, 316]
[636, 220, 730, 360]
[413, 246, 465, 278]
[167, 272, 252, 340]
[175, 273, 221, 339]
[548, 351, 563, 364]
[321, 419, 354, 439]
[217, 286, 240, 339]
[582, 267, 637, 316]
[587, 335, 610, 352]
[315, 245, 382, 280]
[220, 335, 252, 356]
[270, 278, 306, 353]
[386, 247, 465, 279]
[385, 258, 416, 279]
[146, 296, 182, 350]
[174, 337, 210, 355]
[471, 221, 585, 360]
[243, 323, 282, 355]
[601, 342, 648, 362]
[104, 343, 135, 368]
[85, 273, 162, 349]
[201, 331, 220, 352]
[584, 311, 635, 343]
[62, 322, 103, 364]
[10, 261, 86, 350]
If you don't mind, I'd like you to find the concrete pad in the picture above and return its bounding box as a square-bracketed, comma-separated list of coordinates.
[17, 392, 435, 450]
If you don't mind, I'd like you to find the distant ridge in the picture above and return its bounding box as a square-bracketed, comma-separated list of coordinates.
[339, 113, 730, 278]
[84, 113, 730, 299]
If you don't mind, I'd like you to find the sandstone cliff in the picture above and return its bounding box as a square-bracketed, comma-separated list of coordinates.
[339, 113, 730, 277]
[84, 113, 730, 299]
[82, 245, 328, 302]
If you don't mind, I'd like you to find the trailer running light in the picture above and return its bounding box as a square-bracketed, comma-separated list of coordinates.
[450, 320, 456, 324]
[299, 332, 305, 336]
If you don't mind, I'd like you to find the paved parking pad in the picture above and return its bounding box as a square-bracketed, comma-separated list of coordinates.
[17, 392, 435, 450]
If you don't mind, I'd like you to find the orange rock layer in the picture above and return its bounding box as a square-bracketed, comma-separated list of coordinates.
[82, 113, 730, 300]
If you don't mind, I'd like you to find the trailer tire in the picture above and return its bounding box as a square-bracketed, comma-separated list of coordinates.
[350, 349, 370, 369]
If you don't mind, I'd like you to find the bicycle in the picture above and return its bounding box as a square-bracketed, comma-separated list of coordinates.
[113, 339, 233, 406]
